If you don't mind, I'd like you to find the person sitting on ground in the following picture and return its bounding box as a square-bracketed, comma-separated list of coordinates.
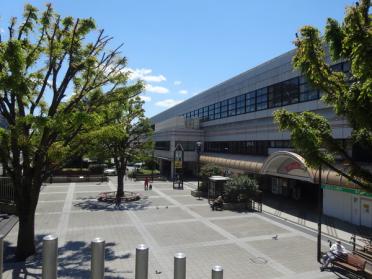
[211, 195, 224, 211]
[320, 240, 349, 271]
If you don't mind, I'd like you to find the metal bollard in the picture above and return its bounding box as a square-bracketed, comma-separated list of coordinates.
[0, 234, 4, 279]
[135, 244, 149, 279]
[212, 265, 223, 279]
[42, 234, 58, 279]
[91, 237, 105, 279]
[174, 252, 186, 279]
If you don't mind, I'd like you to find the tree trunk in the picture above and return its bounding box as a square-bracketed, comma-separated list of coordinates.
[117, 168, 124, 198]
[15, 210, 36, 260]
[14, 177, 41, 261]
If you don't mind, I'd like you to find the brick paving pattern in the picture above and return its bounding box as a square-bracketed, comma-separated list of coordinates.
[3, 179, 339, 278]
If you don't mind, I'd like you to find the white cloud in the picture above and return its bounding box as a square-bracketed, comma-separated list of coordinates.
[139, 95, 151, 102]
[145, 84, 169, 94]
[192, 93, 198, 96]
[0, 28, 4, 33]
[126, 68, 166, 82]
[174, 80, 182, 86]
[155, 99, 183, 108]
[179, 90, 188, 95]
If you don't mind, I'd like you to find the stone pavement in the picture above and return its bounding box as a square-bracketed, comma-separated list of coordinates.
[3, 179, 345, 278]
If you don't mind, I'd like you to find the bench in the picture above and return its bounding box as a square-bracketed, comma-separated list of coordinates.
[332, 253, 366, 277]
[355, 250, 372, 262]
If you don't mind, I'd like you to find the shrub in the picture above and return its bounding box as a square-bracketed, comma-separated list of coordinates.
[199, 164, 223, 192]
[224, 175, 259, 203]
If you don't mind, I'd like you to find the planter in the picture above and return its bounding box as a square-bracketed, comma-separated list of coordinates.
[223, 202, 247, 211]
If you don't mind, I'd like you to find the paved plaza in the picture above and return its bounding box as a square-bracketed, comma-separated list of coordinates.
[3, 179, 344, 278]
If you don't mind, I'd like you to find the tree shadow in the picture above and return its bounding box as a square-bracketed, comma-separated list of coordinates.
[321, 266, 362, 279]
[4, 235, 134, 278]
[262, 192, 372, 242]
[72, 196, 153, 212]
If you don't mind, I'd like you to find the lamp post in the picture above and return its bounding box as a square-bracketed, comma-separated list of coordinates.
[317, 165, 323, 263]
[196, 141, 202, 192]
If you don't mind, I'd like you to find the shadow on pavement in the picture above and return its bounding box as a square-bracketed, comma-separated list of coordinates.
[4, 235, 132, 278]
[262, 192, 371, 239]
[73, 197, 153, 212]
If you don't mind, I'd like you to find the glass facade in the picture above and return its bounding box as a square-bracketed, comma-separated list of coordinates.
[155, 141, 170, 151]
[182, 62, 349, 122]
[175, 141, 196, 151]
[204, 140, 293, 156]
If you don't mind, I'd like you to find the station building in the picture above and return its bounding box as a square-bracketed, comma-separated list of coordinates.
[151, 49, 372, 228]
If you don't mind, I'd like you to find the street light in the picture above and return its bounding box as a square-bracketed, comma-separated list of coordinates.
[196, 141, 202, 192]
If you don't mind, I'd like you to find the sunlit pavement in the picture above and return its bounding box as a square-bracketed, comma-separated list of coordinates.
[3, 178, 340, 278]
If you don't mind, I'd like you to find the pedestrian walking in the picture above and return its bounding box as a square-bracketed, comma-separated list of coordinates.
[144, 176, 149, 190]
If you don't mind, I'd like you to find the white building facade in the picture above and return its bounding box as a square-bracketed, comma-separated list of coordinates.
[151, 49, 372, 228]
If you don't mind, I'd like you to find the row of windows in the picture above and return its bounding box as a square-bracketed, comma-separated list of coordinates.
[204, 140, 294, 156]
[155, 141, 170, 151]
[175, 141, 196, 151]
[155, 141, 196, 151]
[183, 62, 349, 122]
[204, 141, 271, 156]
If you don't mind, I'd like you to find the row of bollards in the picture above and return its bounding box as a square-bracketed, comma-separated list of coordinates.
[40, 234, 223, 279]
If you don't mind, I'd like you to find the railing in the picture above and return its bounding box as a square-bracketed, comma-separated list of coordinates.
[0, 177, 14, 203]
[2, 234, 224, 279]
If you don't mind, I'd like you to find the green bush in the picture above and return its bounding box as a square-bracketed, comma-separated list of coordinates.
[127, 170, 135, 178]
[224, 175, 259, 203]
[137, 169, 160, 175]
[199, 164, 223, 192]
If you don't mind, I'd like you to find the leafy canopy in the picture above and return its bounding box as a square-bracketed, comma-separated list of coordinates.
[0, 3, 136, 181]
[274, 0, 372, 190]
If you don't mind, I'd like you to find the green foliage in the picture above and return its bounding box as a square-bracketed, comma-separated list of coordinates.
[83, 95, 153, 173]
[274, 0, 372, 190]
[224, 175, 259, 203]
[0, 3, 147, 259]
[137, 169, 160, 175]
[199, 164, 223, 192]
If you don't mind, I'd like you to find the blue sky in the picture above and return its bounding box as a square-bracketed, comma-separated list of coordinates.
[1, 0, 353, 117]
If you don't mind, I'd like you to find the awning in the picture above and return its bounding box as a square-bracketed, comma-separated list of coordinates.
[200, 151, 360, 190]
[200, 153, 265, 174]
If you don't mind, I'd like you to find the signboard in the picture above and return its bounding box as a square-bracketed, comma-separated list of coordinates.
[175, 149, 183, 169]
[321, 184, 372, 198]
[173, 144, 184, 189]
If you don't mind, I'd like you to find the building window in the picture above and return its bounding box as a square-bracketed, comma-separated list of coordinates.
[282, 78, 299, 105]
[236, 95, 245, 115]
[299, 80, 319, 102]
[221, 100, 228, 118]
[215, 102, 221, 119]
[202, 106, 209, 121]
[155, 141, 170, 151]
[228, 97, 236, 116]
[204, 140, 269, 156]
[268, 84, 282, 108]
[256, 88, 268, 110]
[245, 91, 256, 112]
[208, 104, 215, 120]
[184, 75, 322, 122]
[198, 108, 203, 118]
[175, 141, 196, 151]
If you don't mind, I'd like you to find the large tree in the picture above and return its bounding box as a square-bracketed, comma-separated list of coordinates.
[0, 4, 135, 259]
[85, 95, 153, 198]
[274, 0, 372, 190]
